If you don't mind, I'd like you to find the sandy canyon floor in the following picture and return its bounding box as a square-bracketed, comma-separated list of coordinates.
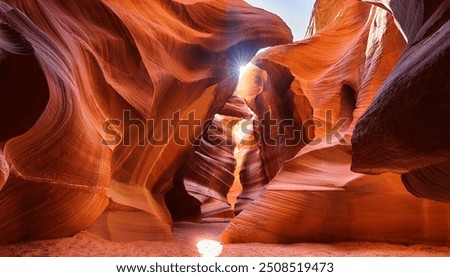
[1, 222, 449, 257]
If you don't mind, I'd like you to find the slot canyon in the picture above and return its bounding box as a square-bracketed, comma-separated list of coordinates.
[0, 0, 449, 256]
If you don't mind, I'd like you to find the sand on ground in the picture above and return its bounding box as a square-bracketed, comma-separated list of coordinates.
[1, 222, 449, 257]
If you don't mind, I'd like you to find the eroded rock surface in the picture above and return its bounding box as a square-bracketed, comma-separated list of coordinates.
[0, 0, 290, 244]
[352, 0, 450, 203]
[222, 0, 450, 244]
[1, 0, 449, 245]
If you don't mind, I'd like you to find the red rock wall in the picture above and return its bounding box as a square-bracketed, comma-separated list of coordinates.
[1, 0, 448, 245]
[0, 0, 291, 244]
[352, 0, 450, 203]
[222, 0, 450, 244]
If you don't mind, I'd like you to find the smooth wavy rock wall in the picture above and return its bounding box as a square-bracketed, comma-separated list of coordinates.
[352, 0, 450, 203]
[0, 0, 291, 244]
[222, 0, 450, 244]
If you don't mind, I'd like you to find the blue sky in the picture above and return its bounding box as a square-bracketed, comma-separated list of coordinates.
[244, 0, 315, 41]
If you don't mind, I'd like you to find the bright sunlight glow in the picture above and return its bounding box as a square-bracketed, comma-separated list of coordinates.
[239, 62, 252, 78]
[196, 239, 223, 257]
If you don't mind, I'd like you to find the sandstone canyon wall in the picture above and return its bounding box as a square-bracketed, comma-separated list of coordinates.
[352, 0, 450, 203]
[0, 0, 449, 245]
[0, 0, 291, 244]
[222, 0, 450, 243]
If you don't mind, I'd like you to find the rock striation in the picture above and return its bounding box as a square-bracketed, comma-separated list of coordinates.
[1, 0, 449, 245]
[0, 0, 290, 244]
[352, 0, 450, 203]
[222, 0, 450, 244]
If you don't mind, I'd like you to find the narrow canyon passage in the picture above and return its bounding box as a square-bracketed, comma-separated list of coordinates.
[0, 0, 449, 253]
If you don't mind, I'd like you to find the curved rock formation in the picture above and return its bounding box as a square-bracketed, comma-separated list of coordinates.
[222, 0, 450, 244]
[352, 0, 450, 203]
[0, 0, 291, 244]
[224, 153, 450, 243]
[0, 150, 8, 190]
[234, 130, 268, 214]
[182, 115, 238, 218]
[1, 0, 449, 246]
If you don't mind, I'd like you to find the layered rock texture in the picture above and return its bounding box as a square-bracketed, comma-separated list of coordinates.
[222, 0, 450, 243]
[1, 0, 449, 245]
[352, 0, 450, 203]
[0, 0, 290, 244]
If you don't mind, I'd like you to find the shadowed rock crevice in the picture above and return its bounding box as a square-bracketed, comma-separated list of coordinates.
[339, 85, 356, 130]
[0, 50, 49, 143]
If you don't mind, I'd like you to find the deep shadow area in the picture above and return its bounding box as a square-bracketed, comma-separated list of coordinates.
[0, 52, 49, 142]
[339, 84, 356, 129]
